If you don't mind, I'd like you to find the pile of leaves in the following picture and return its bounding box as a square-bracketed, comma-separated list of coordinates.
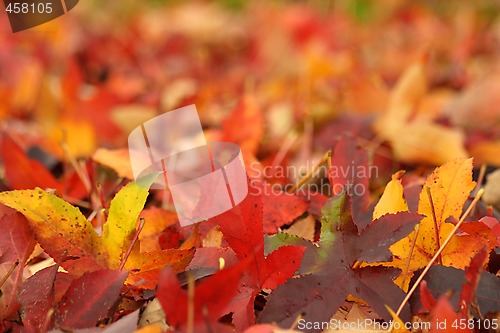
[1, 1, 500, 332]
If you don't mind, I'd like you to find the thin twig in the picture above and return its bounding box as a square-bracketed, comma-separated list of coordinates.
[60, 135, 91, 192]
[402, 224, 420, 289]
[287, 150, 331, 193]
[118, 218, 146, 271]
[187, 272, 195, 333]
[473, 164, 487, 197]
[41, 308, 54, 333]
[290, 313, 304, 330]
[0, 260, 19, 290]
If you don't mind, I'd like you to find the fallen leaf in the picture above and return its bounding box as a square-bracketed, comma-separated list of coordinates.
[1, 134, 60, 190]
[259, 193, 421, 332]
[102, 173, 157, 269]
[328, 136, 374, 231]
[93, 148, 135, 180]
[139, 207, 178, 252]
[221, 94, 264, 157]
[0, 213, 36, 319]
[379, 158, 496, 290]
[374, 56, 467, 165]
[54, 269, 128, 329]
[0, 188, 108, 275]
[18, 265, 59, 332]
[215, 180, 306, 330]
[410, 265, 500, 318]
[373, 170, 408, 220]
[262, 185, 308, 234]
[156, 263, 245, 333]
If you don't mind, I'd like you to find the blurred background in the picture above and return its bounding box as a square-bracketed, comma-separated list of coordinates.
[1, 0, 500, 196]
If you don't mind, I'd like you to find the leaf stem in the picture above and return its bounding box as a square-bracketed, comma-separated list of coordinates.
[60, 134, 91, 192]
[118, 218, 146, 271]
[425, 186, 442, 265]
[401, 224, 420, 289]
[287, 150, 331, 193]
[0, 260, 19, 290]
[394, 189, 485, 318]
[41, 308, 54, 333]
[187, 272, 195, 333]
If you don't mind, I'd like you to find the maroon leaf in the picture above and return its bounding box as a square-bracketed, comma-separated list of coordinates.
[214, 179, 305, 330]
[259, 193, 420, 332]
[53, 269, 128, 329]
[1, 134, 60, 191]
[419, 280, 437, 312]
[0, 213, 36, 319]
[327, 136, 375, 232]
[262, 185, 308, 234]
[18, 265, 59, 332]
[410, 265, 500, 317]
[459, 248, 488, 317]
[156, 263, 245, 333]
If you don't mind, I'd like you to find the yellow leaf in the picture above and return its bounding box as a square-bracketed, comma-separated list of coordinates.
[374, 56, 468, 165]
[390, 122, 468, 166]
[373, 170, 408, 220]
[0, 188, 108, 274]
[134, 324, 163, 333]
[0, 175, 186, 283]
[125, 248, 195, 290]
[202, 226, 224, 247]
[49, 118, 97, 157]
[180, 225, 202, 250]
[93, 148, 135, 180]
[139, 207, 178, 252]
[416, 158, 476, 253]
[377, 158, 496, 290]
[102, 173, 158, 269]
[469, 140, 500, 167]
[375, 56, 427, 137]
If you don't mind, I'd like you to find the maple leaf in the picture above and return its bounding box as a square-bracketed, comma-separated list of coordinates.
[258, 193, 421, 331]
[429, 296, 471, 333]
[373, 55, 468, 165]
[54, 269, 128, 329]
[414, 250, 489, 333]
[0, 173, 193, 289]
[1, 134, 60, 190]
[214, 180, 306, 330]
[18, 265, 128, 330]
[18, 265, 59, 332]
[378, 158, 497, 290]
[138, 207, 178, 252]
[0, 187, 109, 275]
[411, 256, 500, 319]
[372, 171, 408, 220]
[0, 213, 36, 320]
[156, 263, 246, 333]
[327, 136, 374, 231]
[458, 248, 489, 318]
[262, 183, 308, 234]
[221, 94, 263, 156]
[102, 174, 158, 269]
[1, 133, 87, 198]
[93, 148, 135, 180]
